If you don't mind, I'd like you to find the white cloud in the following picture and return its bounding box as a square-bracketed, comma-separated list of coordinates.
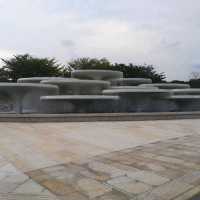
[0, 0, 200, 80]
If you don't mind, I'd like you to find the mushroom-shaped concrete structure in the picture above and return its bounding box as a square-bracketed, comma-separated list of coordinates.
[40, 95, 119, 113]
[111, 78, 152, 86]
[139, 83, 190, 89]
[41, 79, 110, 95]
[103, 88, 172, 112]
[18, 77, 71, 83]
[0, 83, 58, 113]
[71, 70, 123, 80]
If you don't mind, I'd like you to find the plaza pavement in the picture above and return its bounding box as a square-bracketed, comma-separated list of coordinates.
[0, 119, 199, 199]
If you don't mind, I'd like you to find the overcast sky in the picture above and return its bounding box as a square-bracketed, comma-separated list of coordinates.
[0, 0, 200, 80]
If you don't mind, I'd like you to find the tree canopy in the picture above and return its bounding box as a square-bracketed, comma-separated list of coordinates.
[68, 58, 166, 83]
[0, 54, 66, 82]
[0, 55, 166, 82]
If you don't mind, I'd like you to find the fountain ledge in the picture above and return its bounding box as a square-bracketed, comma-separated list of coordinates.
[0, 111, 200, 122]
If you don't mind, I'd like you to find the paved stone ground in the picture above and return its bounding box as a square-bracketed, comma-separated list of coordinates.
[0, 120, 200, 199]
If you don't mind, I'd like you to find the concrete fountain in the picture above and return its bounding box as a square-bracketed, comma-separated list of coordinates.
[0, 70, 200, 114]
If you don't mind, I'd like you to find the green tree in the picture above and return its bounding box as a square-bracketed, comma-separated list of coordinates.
[68, 58, 112, 70]
[68, 57, 166, 82]
[0, 54, 66, 82]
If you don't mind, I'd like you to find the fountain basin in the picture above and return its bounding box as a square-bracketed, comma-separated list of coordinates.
[0, 83, 58, 113]
[71, 70, 123, 80]
[40, 95, 119, 113]
[41, 79, 110, 95]
[111, 78, 152, 86]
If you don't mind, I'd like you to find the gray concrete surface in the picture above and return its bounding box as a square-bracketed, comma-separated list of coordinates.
[71, 70, 123, 80]
[41, 79, 110, 95]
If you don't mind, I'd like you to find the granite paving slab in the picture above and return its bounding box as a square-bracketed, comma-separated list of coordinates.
[0, 120, 200, 199]
[25, 134, 200, 200]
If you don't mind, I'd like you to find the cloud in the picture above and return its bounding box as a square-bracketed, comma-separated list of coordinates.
[61, 40, 75, 48]
[0, 0, 200, 80]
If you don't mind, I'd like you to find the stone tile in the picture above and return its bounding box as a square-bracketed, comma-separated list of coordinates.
[57, 192, 88, 200]
[0, 182, 19, 193]
[142, 180, 193, 200]
[26, 170, 49, 182]
[127, 170, 170, 186]
[106, 154, 136, 165]
[14, 179, 45, 194]
[42, 180, 76, 196]
[28, 173, 51, 183]
[142, 163, 166, 172]
[87, 161, 126, 178]
[42, 165, 67, 173]
[80, 169, 110, 182]
[0, 193, 59, 200]
[47, 169, 76, 180]
[1, 121, 200, 200]
[109, 163, 139, 174]
[154, 154, 200, 170]
[0, 159, 9, 168]
[154, 156, 185, 165]
[173, 186, 200, 200]
[136, 193, 165, 200]
[3, 173, 29, 184]
[107, 176, 151, 195]
[157, 168, 188, 179]
[0, 163, 21, 175]
[76, 178, 112, 199]
[94, 190, 130, 200]
[177, 171, 200, 186]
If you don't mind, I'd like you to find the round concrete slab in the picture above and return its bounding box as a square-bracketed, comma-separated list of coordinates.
[41, 79, 110, 95]
[172, 89, 200, 95]
[17, 77, 72, 83]
[103, 88, 171, 97]
[71, 70, 123, 80]
[110, 86, 158, 90]
[111, 78, 152, 86]
[139, 83, 190, 89]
